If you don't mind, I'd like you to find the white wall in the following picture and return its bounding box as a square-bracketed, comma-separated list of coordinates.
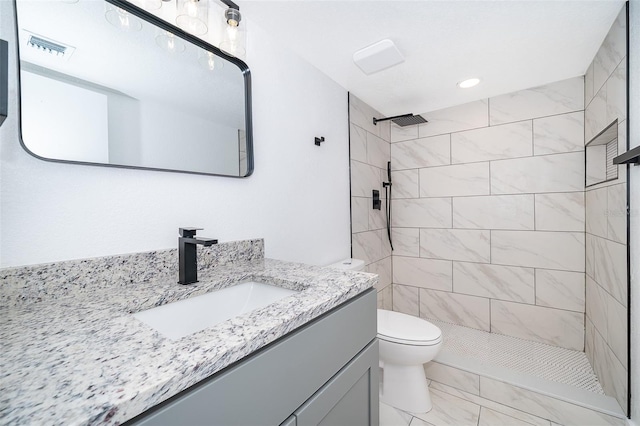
[0, 1, 351, 268]
[138, 99, 240, 175]
[21, 70, 110, 163]
[629, 0, 639, 423]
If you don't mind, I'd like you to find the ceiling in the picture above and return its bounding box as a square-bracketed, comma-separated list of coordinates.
[238, 0, 626, 116]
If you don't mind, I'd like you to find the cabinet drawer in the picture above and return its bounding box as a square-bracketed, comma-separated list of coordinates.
[294, 340, 379, 426]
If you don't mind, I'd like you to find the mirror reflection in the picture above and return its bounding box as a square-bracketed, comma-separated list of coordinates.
[15, 0, 252, 177]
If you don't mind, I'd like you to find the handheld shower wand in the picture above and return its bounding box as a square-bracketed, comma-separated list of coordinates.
[383, 161, 394, 251]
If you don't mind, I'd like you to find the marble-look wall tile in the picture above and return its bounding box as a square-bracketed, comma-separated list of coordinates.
[451, 121, 532, 163]
[593, 236, 627, 306]
[392, 198, 452, 228]
[593, 7, 627, 93]
[490, 152, 584, 194]
[489, 77, 584, 125]
[351, 197, 368, 233]
[490, 300, 584, 350]
[381, 229, 392, 259]
[391, 228, 420, 257]
[586, 144, 607, 186]
[492, 231, 585, 272]
[585, 85, 608, 143]
[418, 99, 489, 138]
[391, 124, 419, 143]
[349, 94, 386, 139]
[391, 135, 450, 170]
[453, 195, 534, 230]
[392, 284, 419, 316]
[586, 187, 608, 238]
[350, 124, 367, 163]
[585, 233, 596, 278]
[377, 284, 393, 310]
[607, 295, 628, 369]
[585, 63, 595, 106]
[420, 163, 490, 197]
[393, 256, 452, 291]
[606, 58, 627, 125]
[424, 362, 480, 395]
[535, 269, 585, 313]
[366, 132, 390, 170]
[420, 229, 490, 263]
[533, 111, 584, 155]
[454, 262, 534, 304]
[591, 325, 628, 413]
[350, 160, 380, 197]
[479, 377, 626, 425]
[585, 318, 596, 369]
[369, 202, 386, 231]
[352, 230, 382, 265]
[391, 169, 419, 199]
[586, 275, 609, 340]
[607, 183, 627, 244]
[420, 288, 490, 331]
[368, 256, 392, 290]
[535, 192, 585, 232]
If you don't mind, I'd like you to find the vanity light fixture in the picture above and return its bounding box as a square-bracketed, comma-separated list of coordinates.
[105, 4, 143, 31]
[176, 0, 209, 36]
[457, 78, 480, 89]
[219, 0, 246, 57]
[199, 49, 224, 70]
[155, 30, 186, 53]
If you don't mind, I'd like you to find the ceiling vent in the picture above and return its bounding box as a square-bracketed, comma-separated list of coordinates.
[353, 39, 404, 75]
[23, 31, 76, 60]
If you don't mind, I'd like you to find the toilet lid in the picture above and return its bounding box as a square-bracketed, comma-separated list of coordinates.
[377, 309, 442, 346]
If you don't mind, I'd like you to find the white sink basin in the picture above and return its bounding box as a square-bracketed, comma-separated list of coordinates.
[133, 281, 299, 340]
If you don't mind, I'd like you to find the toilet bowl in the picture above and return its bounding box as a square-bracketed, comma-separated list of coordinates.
[377, 309, 442, 413]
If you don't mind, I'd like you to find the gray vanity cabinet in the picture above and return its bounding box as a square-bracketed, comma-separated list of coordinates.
[127, 289, 378, 426]
[291, 340, 378, 425]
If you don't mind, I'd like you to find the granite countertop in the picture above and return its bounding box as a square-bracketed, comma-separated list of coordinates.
[1, 257, 376, 425]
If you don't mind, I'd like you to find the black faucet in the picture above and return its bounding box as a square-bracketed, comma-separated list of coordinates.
[178, 227, 218, 285]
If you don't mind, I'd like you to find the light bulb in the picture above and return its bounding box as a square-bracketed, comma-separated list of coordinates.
[105, 5, 143, 31]
[155, 31, 186, 53]
[176, 0, 208, 35]
[198, 50, 224, 71]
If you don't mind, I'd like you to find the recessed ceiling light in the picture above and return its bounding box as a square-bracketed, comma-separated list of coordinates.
[457, 78, 480, 89]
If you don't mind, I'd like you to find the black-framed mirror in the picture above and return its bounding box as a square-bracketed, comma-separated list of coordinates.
[14, 0, 253, 177]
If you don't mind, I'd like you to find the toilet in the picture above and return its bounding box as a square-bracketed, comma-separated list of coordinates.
[377, 309, 442, 413]
[327, 258, 443, 414]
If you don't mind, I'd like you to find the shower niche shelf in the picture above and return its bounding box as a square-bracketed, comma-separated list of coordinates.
[585, 120, 618, 187]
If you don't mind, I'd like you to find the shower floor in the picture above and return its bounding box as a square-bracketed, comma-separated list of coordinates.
[429, 319, 605, 395]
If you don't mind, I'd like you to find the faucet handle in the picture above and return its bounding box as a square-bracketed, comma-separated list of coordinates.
[179, 227, 203, 237]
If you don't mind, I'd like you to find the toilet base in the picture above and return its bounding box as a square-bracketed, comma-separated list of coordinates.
[380, 363, 432, 413]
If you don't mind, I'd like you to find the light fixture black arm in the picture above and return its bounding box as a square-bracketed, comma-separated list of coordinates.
[220, 0, 240, 10]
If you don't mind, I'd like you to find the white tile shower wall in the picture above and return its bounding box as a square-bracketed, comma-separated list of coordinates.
[348, 94, 392, 307]
[583, 6, 628, 413]
[390, 75, 587, 352]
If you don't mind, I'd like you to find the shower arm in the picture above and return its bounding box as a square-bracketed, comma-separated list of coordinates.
[372, 114, 413, 125]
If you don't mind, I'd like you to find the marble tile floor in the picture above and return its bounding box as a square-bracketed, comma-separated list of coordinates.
[380, 381, 559, 426]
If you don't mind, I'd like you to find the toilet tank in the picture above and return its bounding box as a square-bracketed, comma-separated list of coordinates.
[327, 258, 365, 272]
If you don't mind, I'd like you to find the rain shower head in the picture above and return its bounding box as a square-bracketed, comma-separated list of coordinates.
[373, 113, 428, 127]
